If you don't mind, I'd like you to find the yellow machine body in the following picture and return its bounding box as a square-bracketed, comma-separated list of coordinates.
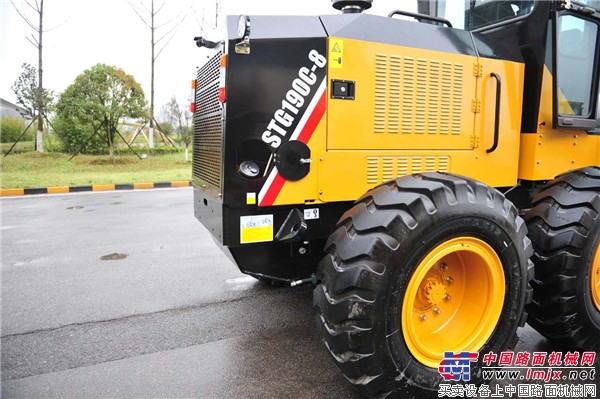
[519, 67, 600, 180]
[271, 33, 600, 206]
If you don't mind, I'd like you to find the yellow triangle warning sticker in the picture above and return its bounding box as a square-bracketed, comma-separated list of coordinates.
[329, 39, 343, 69]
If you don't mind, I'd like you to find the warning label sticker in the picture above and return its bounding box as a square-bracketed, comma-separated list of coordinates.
[304, 208, 319, 220]
[240, 215, 273, 244]
[329, 39, 343, 69]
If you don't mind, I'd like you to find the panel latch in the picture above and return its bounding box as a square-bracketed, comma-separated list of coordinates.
[331, 79, 355, 100]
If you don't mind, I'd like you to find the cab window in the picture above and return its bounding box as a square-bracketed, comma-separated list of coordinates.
[556, 15, 598, 118]
[424, 0, 535, 31]
[465, 0, 535, 30]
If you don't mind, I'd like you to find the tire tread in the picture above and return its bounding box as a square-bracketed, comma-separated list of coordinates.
[315, 172, 532, 397]
[525, 166, 600, 350]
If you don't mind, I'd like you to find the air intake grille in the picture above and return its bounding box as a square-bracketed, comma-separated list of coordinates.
[193, 49, 223, 189]
[374, 53, 464, 135]
[366, 156, 451, 185]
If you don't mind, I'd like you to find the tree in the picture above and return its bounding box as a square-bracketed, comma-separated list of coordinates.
[130, 0, 189, 148]
[163, 96, 192, 160]
[197, 0, 221, 36]
[163, 97, 182, 132]
[157, 121, 174, 135]
[55, 64, 147, 160]
[11, 63, 54, 119]
[10, 0, 55, 152]
[180, 114, 193, 161]
[52, 113, 104, 154]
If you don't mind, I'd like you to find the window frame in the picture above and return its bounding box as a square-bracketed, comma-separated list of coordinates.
[553, 10, 600, 131]
[465, 0, 536, 32]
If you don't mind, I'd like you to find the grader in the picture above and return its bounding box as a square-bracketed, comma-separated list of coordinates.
[192, 0, 600, 396]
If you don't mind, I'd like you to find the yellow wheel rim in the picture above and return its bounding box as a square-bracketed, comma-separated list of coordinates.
[592, 243, 600, 312]
[401, 237, 505, 368]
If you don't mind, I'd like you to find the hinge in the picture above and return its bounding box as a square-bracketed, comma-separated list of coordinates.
[471, 98, 481, 113]
[570, 2, 596, 14]
[470, 134, 480, 149]
[560, 0, 571, 10]
[473, 61, 483, 77]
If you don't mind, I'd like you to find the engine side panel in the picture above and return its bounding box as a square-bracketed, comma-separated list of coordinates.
[325, 38, 477, 151]
[316, 16, 525, 203]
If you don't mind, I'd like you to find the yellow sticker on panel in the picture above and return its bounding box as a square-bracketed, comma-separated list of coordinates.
[240, 215, 273, 244]
[329, 39, 343, 69]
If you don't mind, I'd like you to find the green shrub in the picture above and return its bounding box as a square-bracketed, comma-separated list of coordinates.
[51, 115, 106, 154]
[42, 132, 65, 153]
[157, 122, 174, 135]
[1, 117, 34, 143]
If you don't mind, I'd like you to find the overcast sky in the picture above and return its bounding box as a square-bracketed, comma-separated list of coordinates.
[0, 0, 416, 118]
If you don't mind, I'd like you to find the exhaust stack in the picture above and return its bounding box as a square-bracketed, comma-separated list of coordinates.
[332, 0, 373, 13]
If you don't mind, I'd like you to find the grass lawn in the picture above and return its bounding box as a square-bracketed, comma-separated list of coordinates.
[0, 141, 36, 155]
[0, 151, 192, 189]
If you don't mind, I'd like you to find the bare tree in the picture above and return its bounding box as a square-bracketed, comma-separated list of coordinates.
[129, 0, 190, 148]
[164, 96, 192, 160]
[11, 0, 47, 152]
[194, 0, 220, 38]
[212, 0, 221, 31]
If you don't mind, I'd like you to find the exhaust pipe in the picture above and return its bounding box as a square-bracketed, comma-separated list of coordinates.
[331, 0, 373, 13]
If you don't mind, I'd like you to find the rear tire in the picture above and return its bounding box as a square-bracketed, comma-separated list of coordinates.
[524, 166, 600, 351]
[314, 173, 532, 398]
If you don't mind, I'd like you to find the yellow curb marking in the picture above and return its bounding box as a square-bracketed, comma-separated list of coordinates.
[92, 184, 116, 191]
[47, 186, 70, 194]
[1, 181, 190, 196]
[134, 182, 155, 189]
[171, 181, 190, 187]
[0, 188, 25, 196]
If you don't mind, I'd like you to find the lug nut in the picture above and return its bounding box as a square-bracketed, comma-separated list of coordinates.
[433, 307, 441, 315]
[440, 263, 448, 271]
[445, 276, 454, 285]
[419, 314, 427, 322]
[298, 247, 307, 255]
[444, 294, 451, 302]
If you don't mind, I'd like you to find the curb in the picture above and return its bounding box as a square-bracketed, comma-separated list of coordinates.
[0, 181, 191, 197]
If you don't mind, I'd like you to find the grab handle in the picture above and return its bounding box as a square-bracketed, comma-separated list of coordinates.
[486, 72, 501, 154]
[387, 10, 453, 27]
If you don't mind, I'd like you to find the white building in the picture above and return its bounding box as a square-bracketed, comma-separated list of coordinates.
[0, 98, 26, 119]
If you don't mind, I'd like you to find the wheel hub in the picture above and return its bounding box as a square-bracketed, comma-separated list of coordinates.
[424, 278, 447, 306]
[402, 237, 505, 368]
[592, 244, 600, 312]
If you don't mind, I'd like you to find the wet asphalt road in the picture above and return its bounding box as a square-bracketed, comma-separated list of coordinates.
[0, 188, 594, 398]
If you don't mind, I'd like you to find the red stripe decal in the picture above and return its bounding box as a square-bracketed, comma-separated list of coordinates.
[296, 92, 327, 144]
[260, 90, 327, 207]
[261, 173, 285, 207]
